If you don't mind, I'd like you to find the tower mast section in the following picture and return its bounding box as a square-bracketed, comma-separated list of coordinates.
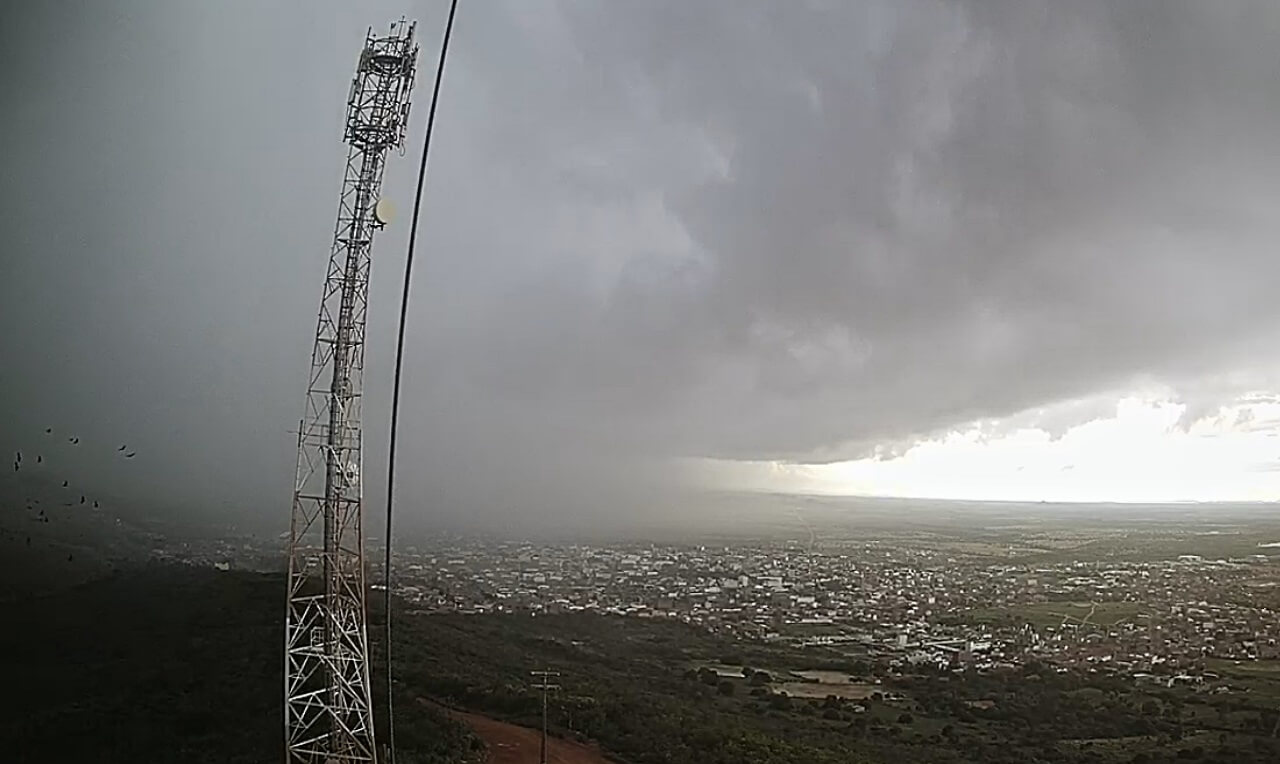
[285, 20, 418, 764]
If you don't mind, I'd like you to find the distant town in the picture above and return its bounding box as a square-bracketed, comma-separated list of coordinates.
[155, 526, 1280, 692]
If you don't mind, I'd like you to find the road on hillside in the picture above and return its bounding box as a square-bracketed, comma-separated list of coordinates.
[420, 699, 615, 764]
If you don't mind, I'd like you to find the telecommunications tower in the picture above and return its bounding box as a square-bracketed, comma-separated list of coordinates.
[285, 20, 418, 764]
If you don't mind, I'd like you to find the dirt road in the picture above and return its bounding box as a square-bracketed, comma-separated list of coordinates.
[422, 699, 615, 764]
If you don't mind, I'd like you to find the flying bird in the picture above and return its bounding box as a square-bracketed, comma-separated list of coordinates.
[125, 452, 136, 458]
[69, 437, 79, 444]
[79, 496, 85, 505]
[118, 445, 127, 451]
[61, 480, 68, 487]
[15, 451, 20, 463]
[93, 500, 99, 508]
[45, 428, 52, 434]
[36, 455, 42, 463]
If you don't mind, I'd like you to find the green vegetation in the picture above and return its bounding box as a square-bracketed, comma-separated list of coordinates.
[1021, 530, 1280, 565]
[388, 608, 1280, 763]
[1202, 658, 1280, 706]
[5, 566, 1280, 763]
[1205, 658, 1280, 678]
[388, 609, 872, 763]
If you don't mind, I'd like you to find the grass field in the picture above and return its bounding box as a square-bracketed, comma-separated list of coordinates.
[1203, 659, 1280, 706]
[777, 680, 877, 699]
[1206, 658, 1280, 678]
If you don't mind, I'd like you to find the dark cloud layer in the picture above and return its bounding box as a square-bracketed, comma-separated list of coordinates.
[3, 1, 1280, 531]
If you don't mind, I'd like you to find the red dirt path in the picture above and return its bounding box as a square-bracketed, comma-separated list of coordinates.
[421, 699, 615, 764]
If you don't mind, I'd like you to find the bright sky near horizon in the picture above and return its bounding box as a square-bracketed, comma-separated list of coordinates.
[716, 390, 1280, 504]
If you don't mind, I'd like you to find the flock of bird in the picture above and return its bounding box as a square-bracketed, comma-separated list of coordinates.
[9, 427, 138, 534]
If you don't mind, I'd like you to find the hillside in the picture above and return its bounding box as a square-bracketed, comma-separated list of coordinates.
[4, 565, 1278, 763]
[0, 566, 475, 764]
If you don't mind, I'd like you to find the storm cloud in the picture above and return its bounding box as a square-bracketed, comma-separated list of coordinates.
[4, 1, 1280, 531]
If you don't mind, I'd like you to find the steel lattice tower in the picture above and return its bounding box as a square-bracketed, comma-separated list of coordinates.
[285, 20, 418, 764]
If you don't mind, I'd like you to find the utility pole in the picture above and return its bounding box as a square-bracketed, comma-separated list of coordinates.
[530, 669, 561, 764]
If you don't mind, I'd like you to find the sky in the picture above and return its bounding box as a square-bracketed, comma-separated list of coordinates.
[4, 1, 1280, 533]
